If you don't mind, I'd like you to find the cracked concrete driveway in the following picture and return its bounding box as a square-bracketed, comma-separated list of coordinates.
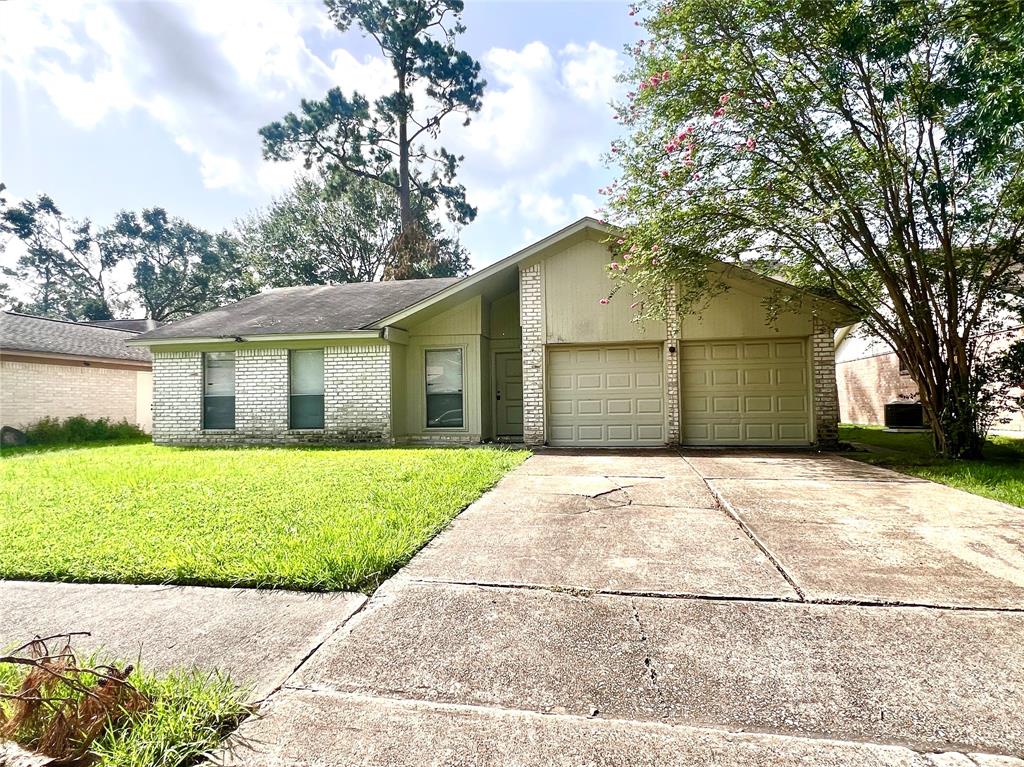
[219, 449, 1024, 766]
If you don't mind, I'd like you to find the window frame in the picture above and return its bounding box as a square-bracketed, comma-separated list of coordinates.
[424, 346, 466, 431]
[202, 351, 236, 431]
[288, 348, 326, 431]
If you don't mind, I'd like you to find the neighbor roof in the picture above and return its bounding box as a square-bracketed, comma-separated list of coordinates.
[0, 312, 152, 363]
[134, 278, 460, 342]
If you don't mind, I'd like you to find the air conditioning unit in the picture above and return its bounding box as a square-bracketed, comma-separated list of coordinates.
[884, 401, 926, 431]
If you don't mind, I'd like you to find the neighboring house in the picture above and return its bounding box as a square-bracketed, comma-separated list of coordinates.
[130, 218, 855, 448]
[835, 323, 1024, 436]
[0, 312, 154, 433]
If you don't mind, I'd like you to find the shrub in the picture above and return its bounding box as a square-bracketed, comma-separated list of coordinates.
[23, 416, 147, 446]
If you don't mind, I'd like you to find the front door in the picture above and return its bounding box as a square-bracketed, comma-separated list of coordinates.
[494, 352, 524, 438]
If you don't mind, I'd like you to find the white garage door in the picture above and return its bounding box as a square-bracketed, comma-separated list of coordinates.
[680, 338, 811, 445]
[547, 345, 666, 447]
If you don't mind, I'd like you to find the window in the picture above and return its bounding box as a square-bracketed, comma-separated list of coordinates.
[898, 356, 910, 376]
[290, 349, 325, 429]
[425, 348, 464, 428]
[203, 352, 235, 429]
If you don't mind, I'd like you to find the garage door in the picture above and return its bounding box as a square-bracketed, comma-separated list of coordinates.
[680, 338, 811, 445]
[547, 345, 666, 446]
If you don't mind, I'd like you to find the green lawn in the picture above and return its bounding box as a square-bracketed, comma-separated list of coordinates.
[0, 443, 527, 591]
[840, 424, 1024, 508]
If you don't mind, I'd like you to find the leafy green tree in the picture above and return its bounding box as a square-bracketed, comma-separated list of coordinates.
[101, 208, 254, 322]
[237, 174, 469, 286]
[259, 0, 484, 278]
[0, 193, 117, 320]
[606, 0, 1024, 458]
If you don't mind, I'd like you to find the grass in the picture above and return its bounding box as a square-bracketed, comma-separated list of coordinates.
[0, 660, 248, 767]
[0, 443, 527, 591]
[840, 424, 1024, 508]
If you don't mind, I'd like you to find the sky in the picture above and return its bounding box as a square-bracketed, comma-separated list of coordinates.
[0, 0, 640, 281]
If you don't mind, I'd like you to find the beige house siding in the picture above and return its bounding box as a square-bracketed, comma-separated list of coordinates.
[0, 357, 151, 432]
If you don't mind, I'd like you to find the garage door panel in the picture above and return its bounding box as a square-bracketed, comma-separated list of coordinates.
[779, 423, 810, 441]
[744, 368, 772, 386]
[607, 399, 633, 415]
[547, 345, 666, 447]
[712, 369, 739, 385]
[681, 338, 811, 446]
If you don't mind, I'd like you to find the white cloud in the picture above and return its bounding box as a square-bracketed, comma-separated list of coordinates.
[0, 3, 625, 266]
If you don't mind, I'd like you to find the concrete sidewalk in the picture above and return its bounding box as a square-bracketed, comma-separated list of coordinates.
[0, 580, 365, 702]
[217, 449, 1024, 765]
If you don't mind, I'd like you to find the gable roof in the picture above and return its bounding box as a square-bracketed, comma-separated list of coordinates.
[0, 312, 152, 363]
[133, 278, 460, 343]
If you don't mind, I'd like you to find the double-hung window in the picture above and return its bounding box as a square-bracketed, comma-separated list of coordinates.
[203, 352, 235, 429]
[425, 348, 464, 428]
[290, 349, 325, 429]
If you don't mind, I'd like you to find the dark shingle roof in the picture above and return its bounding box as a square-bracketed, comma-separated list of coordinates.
[0, 312, 152, 363]
[135, 278, 461, 341]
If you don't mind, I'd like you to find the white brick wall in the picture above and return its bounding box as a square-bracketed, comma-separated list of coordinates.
[0, 358, 148, 430]
[812, 317, 840, 446]
[665, 286, 681, 445]
[152, 351, 203, 443]
[151, 344, 392, 445]
[325, 345, 391, 442]
[519, 263, 546, 446]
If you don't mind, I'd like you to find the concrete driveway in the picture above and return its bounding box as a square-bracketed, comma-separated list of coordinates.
[220, 450, 1024, 766]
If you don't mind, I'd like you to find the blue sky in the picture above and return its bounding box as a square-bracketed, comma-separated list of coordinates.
[1, 0, 638, 278]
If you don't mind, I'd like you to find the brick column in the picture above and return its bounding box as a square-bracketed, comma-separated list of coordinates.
[812, 317, 840, 447]
[665, 285, 681, 445]
[519, 263, 545, 447]
[235, 348, 289, 438]
[151, 351, 203, 444]
[325, 344, 392, 442]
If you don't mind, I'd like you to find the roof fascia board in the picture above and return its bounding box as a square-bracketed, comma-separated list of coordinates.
[127, 330, 383, 347]
[0, 349, 151, 368]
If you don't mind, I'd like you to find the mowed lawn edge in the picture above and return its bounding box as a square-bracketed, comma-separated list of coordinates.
[0, 444, 528, 592]
[840, 424, 1024, 508]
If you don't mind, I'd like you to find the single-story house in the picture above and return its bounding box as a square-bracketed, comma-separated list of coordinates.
[0, 311, 154, 432]
[129, 218, 855, 448]
[836, 323, 1024, 436]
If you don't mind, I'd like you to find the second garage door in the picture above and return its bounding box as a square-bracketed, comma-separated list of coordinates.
[547, 345, 666, 447]
[680, 338, 812, 446]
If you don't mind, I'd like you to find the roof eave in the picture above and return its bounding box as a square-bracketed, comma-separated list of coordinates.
[127, 330, 384, 347]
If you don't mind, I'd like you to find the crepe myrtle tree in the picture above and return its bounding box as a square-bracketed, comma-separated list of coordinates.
[259, 0, 484, 280]
[603, 0, 1024, 458]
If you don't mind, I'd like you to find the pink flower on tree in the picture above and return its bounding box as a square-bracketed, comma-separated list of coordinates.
[719, 93, 731, 105]
[661, 70, 670, 80]
[651, 244, 661, 252]
[746, 136, 757, 151]
[660, 170, 670, 178]
[713, 106, 726, 118]
[609, 262, 621, 270]
[599, 298, 610, 305]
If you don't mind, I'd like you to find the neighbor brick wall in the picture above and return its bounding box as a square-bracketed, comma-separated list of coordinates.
[519, 262, 545, 446]
[836, 352, 918, 426]
[812, 318, 840, 446]
[151, 344, 392, 445]
[324, 344, 391, 442]
[665, 286, 681, 445]
[0, 358, 147, 431]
